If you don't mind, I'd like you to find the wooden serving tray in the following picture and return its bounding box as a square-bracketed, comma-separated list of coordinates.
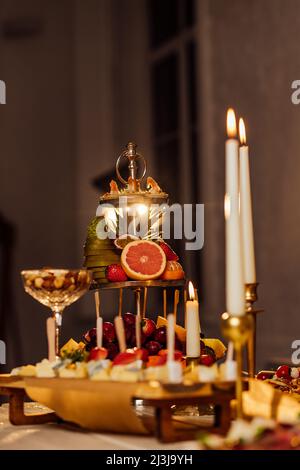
[0, 375, 234, 442]
[0, 375, 58, 425]
[133, 381, 234, 442]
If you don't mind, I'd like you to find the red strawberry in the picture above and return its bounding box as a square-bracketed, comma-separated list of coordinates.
[113, 351, 137, 365]
[155, 355, 167, 366]
[89, 347, 108, 361]
[105, 264, 128, 282]
[158, 349, 183, 362]
[133, 347, 149, 362]
[158, 241, 179, 261]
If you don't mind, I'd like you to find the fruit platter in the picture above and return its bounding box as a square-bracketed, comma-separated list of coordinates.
[2, 318, 230, 439]
[0, 142, 235, 442]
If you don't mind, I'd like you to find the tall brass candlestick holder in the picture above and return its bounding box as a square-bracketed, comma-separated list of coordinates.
[221, 313, 253, 418]
[245, 283, 263, 378]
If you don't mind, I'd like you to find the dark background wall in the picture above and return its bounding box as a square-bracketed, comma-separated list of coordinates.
[0, 0, 77, 367]
[199, 0, 300, 368]
[0, 0, 299, 371]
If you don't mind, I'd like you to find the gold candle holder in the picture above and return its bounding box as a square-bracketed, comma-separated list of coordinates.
[245, 282, 258, 306]
[221, 312, 253, 418]
[245, 282, 263, 378]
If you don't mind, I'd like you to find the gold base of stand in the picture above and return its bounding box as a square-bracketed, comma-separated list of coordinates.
[221, 313, 254, 418]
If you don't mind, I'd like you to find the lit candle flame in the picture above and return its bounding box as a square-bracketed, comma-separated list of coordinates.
[239, 118, 247, 145]
[188, 281, 195, 301]
[226, 108, 237, 138]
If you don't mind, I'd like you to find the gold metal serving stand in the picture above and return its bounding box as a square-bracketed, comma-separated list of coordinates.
[90, 279, 186, 290]
[90, 279, 188, 319]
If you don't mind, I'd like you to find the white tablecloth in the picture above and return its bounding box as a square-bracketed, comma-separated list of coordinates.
[0, 404, 199, 450]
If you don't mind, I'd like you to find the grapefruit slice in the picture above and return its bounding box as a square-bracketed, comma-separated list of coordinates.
[121, 240, 166, 280]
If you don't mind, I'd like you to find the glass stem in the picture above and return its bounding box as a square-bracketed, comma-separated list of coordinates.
[52, 308, 63, 358]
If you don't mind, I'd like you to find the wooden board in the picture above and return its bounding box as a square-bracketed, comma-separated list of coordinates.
[0, 375, 234, 441]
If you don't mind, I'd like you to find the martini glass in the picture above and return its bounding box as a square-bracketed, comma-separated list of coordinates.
[21, 268, 92, 357]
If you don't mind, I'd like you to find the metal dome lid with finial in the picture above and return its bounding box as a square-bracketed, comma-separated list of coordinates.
[99, 142, 168, 205]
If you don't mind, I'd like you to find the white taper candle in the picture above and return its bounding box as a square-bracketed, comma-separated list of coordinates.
[239, 118, 256, 283]
[186, 282, 201, 357]
[225, 108, 245, 316]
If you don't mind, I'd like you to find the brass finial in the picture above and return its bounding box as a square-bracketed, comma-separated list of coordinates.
[116, 142, 146, 186]
[126, 142, 137, 157]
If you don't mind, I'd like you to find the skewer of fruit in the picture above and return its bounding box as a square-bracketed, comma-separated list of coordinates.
[156, 290, 186, 343]
[94, 291, 103, 348]
[82, 310, 225, 367]
[12, 316, 226, 382]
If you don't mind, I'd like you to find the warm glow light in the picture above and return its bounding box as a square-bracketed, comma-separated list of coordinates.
[188, 281, 195, 301]
[224, 193, 231, 220]
[231, 317, 240, 327]
[226, 108, 237, 138]
[239, 118, 247, 145]
[136, 204, 148, 216]
[128, 203, 148, 216]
